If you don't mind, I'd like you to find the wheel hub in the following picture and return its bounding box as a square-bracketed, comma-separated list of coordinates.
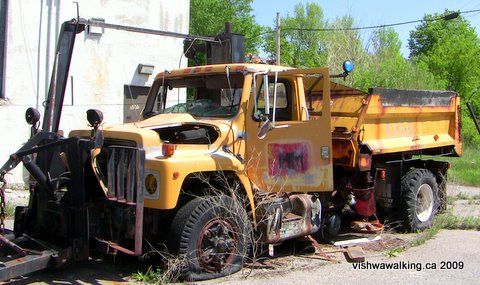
[415, 183, 434, 222]
[197, 219, 238, 272]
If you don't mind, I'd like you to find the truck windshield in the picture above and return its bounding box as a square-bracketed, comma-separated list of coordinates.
[145, 73, 244, 118]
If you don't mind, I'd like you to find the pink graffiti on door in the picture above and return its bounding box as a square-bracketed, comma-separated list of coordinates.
[268, 143, 309, 176]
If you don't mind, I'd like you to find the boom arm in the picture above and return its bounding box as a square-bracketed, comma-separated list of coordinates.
[42, 20, 84, 133]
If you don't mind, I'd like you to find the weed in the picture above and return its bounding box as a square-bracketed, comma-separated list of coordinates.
[409, 224, 440, 247]
[132, 266, 161, 284]
[434, 212, 480, 230]
[455, 192, 473, 200]
[133, 170, 262, 283]
[133, 243, 186, 284]
[4, 202, 15, 218]
[446, 192, 480, 205]
[385, 246, 406, 257]
[446, 195, 456, 205]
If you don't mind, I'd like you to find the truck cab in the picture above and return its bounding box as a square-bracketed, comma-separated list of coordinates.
[69, 64, 337, 280]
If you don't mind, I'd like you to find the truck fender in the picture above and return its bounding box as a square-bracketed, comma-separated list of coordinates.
[236, 173, 257, 226]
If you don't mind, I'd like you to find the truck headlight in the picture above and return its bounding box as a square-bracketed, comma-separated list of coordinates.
[145, 174, 158, 195]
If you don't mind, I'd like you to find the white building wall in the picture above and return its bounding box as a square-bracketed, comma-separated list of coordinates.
[0, 0, 190, 187]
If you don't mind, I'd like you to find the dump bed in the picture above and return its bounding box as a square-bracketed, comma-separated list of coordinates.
[305, 79, 461, 169]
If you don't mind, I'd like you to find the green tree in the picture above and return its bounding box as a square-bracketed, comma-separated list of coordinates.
[262, 2, 327, 67]
[189, 0, 262, 55]
[353, 27, 441, 91]
[323, 16, 364, 84]
[408, 10, 480, 146]
[408, 10, 480, 95]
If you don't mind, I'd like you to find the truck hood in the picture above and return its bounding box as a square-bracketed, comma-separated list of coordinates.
[71, 113, 234, 149]
[132, 113, 199, 129]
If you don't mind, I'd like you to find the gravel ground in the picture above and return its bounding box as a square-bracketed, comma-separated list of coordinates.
[448, 184, 480, 217]
[203, 230, 480, 285]
[447, 184, 480, 198]
[0, 184, 478, 285]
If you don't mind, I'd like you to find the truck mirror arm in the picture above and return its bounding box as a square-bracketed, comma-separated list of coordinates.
[257, 119, 273, 139]
[257, 118, 291, 140]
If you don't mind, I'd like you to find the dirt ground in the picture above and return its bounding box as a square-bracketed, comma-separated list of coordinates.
[1, 184, 479, 285]
[1, 232, 418, 285]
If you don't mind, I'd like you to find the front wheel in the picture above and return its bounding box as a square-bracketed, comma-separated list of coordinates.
[401, 169, 439, 232]
[167, 195, 251, 281]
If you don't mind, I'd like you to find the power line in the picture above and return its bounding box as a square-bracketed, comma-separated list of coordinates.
[247, 8, 480, 40]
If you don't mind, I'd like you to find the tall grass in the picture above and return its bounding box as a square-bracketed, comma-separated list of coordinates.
[442, 146, 480, 186]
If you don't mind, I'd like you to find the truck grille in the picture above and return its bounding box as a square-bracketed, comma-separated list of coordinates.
[97, 144, 145, 204]
[95, 142, 145, 256]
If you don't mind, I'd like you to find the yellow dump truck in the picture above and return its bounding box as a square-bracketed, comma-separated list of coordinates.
[1, 62, 461, 281]
[74, 63, 459, 279]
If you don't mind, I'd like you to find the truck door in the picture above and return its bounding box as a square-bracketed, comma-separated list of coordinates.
[245, 68, 333, 193]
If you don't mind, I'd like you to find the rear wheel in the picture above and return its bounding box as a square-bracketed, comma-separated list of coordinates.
[167, 196, 251, 281]
[401, 169, 438, 232]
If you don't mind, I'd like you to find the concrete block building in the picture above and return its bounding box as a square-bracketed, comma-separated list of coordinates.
[0, 0, 189, 186]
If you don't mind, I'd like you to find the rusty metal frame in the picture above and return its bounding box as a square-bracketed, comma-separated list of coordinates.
[101, 145, 145, 256]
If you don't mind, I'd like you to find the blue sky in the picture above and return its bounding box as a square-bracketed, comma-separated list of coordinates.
[251, 0, 480, 57]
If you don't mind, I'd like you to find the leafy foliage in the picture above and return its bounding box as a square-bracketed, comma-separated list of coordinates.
[353, 27, 443, 91]
[262, 3, 327, 67]
[189, 0, 262, 54]
[324, 16, 364, 76]
[189, 2, 480, 145]
[408, 10, 480, 145]
[408, 10, 480, 95]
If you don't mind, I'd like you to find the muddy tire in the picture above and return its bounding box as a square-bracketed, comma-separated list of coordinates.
[320, 211, 341, 241]
[167, 196, 251, 281]
[401, 169, 439, 232]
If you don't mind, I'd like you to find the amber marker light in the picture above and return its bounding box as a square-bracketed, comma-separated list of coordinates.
[377, 169, 387, 180]
[358, 153, 372, 171]
[173, 171, 180, 179]
[162, 142, 175, 157]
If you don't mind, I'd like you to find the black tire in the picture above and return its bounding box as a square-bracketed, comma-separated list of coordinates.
[320, 211, 341, 241]
[401, 169, 439, 232]
[167, 195, 251, 281]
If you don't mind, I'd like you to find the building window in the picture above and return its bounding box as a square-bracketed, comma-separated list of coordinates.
[0, 0, 7, 99]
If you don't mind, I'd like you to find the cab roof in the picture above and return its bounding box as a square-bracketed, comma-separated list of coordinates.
[154, 63, 293, 79]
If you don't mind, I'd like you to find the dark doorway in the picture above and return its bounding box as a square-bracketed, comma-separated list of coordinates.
[124, 85, 150, 123]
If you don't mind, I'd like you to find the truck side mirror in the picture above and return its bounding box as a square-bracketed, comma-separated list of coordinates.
[86, 109, 104, 147]
[25, 107, 41, 136]
[25, 107, 40, 125]
[87, 109, 103, 129]
[257, 119, 273, 139]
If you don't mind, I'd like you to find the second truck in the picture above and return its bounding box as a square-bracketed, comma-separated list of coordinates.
[0, 19, 461, 281]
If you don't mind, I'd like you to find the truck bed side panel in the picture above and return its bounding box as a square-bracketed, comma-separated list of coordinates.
[363, 88, 461, 156]
[306, 83, 462, 169]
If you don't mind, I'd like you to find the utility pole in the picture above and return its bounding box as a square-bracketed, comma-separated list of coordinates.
[276, 12, 280, 65]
